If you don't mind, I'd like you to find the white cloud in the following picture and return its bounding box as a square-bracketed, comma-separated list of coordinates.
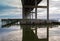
[0, 0, 22, 8]
[0, 0, 60, 19]
[38, 0, 47, 6]
[52, 0, 60, 1]
[0, 0, 22, 19]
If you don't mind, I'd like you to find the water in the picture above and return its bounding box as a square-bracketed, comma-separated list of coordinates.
[49, 26, 60, 41]
[0, 25, 22, 41]
[0, 21, 60, 41]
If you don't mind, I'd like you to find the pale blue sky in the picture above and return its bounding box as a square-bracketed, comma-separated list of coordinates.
[0, 0, 22, 19]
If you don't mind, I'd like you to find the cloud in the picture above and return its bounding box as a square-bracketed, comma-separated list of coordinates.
[0, 0, 22, 7]
[0, 0, 22, 19]
[0, 0, 60, 20]
[48, 0, 60, 20]
[0, 5, 18, 11]
[38, 0, 47, 6]
[37, 0, 60, 20]
[0, 8, 22, 19]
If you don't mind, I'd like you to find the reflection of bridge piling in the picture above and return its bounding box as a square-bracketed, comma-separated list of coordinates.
[1, 19, 60, 41]
[1, 0, 60, 41]
[21, 25, 38, 41]
[21, 25, 47, 41]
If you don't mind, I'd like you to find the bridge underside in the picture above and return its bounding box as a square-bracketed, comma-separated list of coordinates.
[21, 0, 42, 18]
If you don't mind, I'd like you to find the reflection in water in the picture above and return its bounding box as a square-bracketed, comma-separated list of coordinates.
[49, 25, 60, 41]
[1, 24, 60, 41]
[20, 25, 47, 41]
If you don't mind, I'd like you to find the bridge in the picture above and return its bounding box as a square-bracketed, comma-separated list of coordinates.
[1, 0, 58, 41]
[1, 19, 60, 27]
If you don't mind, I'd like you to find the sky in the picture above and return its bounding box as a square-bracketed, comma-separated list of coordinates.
[0, 0, 60, 20]
[0, 0, 60, 41]
[0, 0, 22, 19]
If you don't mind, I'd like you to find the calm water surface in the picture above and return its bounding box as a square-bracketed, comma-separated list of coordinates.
[0, 23, 60, 41]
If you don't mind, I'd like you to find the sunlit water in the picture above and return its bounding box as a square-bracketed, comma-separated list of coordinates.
[0, 21, 60, 41]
